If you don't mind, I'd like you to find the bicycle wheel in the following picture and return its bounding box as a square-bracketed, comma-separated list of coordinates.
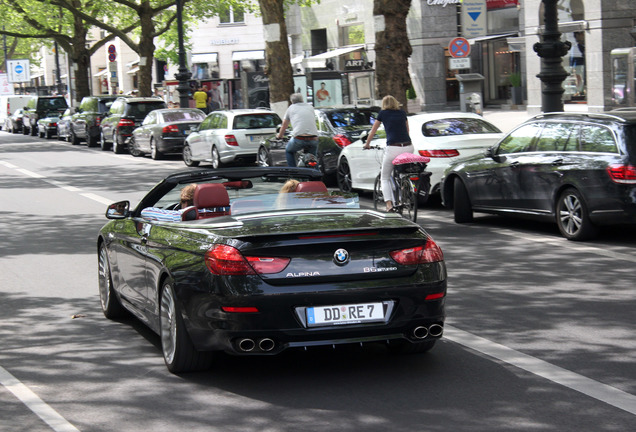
[399, 176, 418, 222]
[373, 174, 384, 211]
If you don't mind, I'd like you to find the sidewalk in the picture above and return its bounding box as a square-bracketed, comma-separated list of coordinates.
[482, 103, 589, 133]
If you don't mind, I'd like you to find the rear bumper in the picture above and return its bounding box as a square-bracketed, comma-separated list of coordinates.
[157, 137, 187, 153]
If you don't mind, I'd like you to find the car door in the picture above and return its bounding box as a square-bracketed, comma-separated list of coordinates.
[136, 111, 157, 152]
[188, 114, 215, 160]
[101, 99, 122, 140]
[469, 122, 542, 209]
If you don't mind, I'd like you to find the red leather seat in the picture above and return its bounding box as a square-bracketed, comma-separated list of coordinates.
[194, 184, 230, 218]
[294, 181, 328, 193]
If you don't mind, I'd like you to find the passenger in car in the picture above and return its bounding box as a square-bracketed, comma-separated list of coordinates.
[141, 184, 197, 222]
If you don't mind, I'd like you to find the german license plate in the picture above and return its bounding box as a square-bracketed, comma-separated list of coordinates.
[306, 302, 385, 327]
[249, 135, 266, 142]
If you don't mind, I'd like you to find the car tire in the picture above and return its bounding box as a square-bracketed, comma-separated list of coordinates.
[183, 144, 199, 167]
[70, 129, 81, 146]
[453, 178, 473, 223]
[100, 130, 110, 151]
[160, 279, 214, 373]
[150, 138, 162, 160]
[22, 125, 29, 135]
[336, 157, 353, 193]
[46, 130, 52, 139]
[256, 146, 271, 167]
[30, 124, 37, 136]
[98, 244, 125, 319]
[87, 129, 98, 148]
[388, 339, 436, 354]
[211, 146, 222, 169]
[129, 137, 143, 157]
[373, 174, 384, 212]
[38, 129, 44, 138]
[113, 133, 124, 154]
[556, 187, 598, 241]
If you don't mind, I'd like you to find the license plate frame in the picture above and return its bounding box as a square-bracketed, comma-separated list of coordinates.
[305, 302, 387, 327]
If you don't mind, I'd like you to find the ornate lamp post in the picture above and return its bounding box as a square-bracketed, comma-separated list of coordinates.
[533, 0, 571, 112]
[175, 0, 191, 108]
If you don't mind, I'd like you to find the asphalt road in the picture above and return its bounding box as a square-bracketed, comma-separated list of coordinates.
[1, 130, 636, 432]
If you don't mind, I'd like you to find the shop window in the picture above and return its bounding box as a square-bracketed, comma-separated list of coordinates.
[311, 29, 328, 56]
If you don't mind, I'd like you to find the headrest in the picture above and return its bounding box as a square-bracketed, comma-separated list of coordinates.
[194, 183, 230, 208]
[295, 181, 328, 193]
[223, 180, 253, 190]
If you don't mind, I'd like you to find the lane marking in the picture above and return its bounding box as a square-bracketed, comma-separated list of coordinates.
[445, 325, 636, 415]
[0, 365, 80, 432]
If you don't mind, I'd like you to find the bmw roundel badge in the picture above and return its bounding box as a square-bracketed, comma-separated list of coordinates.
[333, 248, 350, 265]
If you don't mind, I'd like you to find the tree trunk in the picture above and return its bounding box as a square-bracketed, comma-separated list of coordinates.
[70, 18, 91, 104]
[373, 0, 412, 109]
[137, 3, 155, 97]
[258, 0, 294, 118]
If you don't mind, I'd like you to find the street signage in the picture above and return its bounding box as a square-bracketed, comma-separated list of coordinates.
[108, 44, 116, 54]
[0, 74, 14, 95]
[109, 61, 117, 72]
[461, 0, 487, 38]
[449, 37, 471, 58]
[109, 53, 116, 62]
[7, 59, 30, 83]
[450, 58, 471, 70]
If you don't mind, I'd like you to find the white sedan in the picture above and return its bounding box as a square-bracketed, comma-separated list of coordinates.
[183, 109, 281, 168]
[336, 112, 503, 198]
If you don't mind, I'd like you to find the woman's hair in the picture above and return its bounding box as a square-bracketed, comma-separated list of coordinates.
[381, 95, 400, 110]
[180, 184, 197, 207]
[279, 179, 300, 193]
[290, 93, 304, 104]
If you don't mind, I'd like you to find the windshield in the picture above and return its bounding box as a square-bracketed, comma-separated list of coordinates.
[421, 118, 502, 137]
[127, 102, 167, 119]
[162, 111, 206, 123]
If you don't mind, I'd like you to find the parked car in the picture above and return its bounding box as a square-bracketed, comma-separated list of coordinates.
[69, 95, 123, 147]
[37, 113, 60, 139]
[22, 95, 68, 136]
[129, 108, 206, 159]
[0, 95, 31, 131]
[98, 166, 446, 373]
[56, 108, 74, 141]
[5, 108, 27, 134]
[183, 109, 281, 168]
[336, 112, 503, 200]
[441, 111, 636, 241]
[99, 97, 167, 153]
[257, 106, 380, 183]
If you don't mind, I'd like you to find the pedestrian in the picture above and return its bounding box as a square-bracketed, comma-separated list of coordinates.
[208, 81, 224, 111]
[193, 87, 209, 114]
[277, 93, 319, 167]
[363, 95, 413, 212]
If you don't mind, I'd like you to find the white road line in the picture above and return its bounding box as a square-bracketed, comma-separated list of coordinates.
[444, 325, 636, 416]
[0, 366, 80, 432]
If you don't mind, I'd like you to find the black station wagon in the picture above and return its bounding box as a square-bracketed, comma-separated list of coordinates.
[441, 111, 636, 241]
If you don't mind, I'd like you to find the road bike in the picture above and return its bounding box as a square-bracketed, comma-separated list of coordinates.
[369, 147, 431, 223]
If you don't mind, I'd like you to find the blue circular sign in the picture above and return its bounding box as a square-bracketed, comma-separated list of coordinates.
[108, 44, 116, 54]
[15, 64, 23, 74]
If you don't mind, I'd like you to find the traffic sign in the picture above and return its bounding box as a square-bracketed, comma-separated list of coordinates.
[449, 37, 471, 58]
[6, 59, 30, 83]
[109, 53, 116, 62]
[108, 44, 116, 54]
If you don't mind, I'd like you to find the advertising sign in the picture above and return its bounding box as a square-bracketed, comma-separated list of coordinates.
[0, 74, 14, 95]
[7, 59, 30, 83]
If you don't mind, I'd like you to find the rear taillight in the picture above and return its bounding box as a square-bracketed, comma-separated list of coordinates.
[95, 118, 101, 127]
[419, 149, 460, 158]
[50, 122, 57, 127]
[607, 164, 636, 184]
[162, 124, 180, 134]
[333, 134, 352, 147]
[221, 306, 259, 313]
[205, 244, 290, 275]
[225, 134, 239, 146]
[389, 238, 444, 265]
[117, 118, 135, 128]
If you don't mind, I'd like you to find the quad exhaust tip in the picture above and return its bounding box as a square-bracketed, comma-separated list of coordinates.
[259, 338, 275, 352]
[412, 324, 444, 340]
[238, 338, 255, 352]
[237, 338, 276, 352]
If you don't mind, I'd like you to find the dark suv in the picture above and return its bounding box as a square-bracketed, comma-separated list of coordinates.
[441, 111, 636, 241]
[22, 96, 68, 136]
[99, 97, 167, 153]
[69, 95, 123, 147]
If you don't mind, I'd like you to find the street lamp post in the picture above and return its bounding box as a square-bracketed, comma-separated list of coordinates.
[533, 0, 572, 112]
[174, 0, 191, 109]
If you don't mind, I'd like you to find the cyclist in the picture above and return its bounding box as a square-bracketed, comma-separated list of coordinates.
[277, 93, 319, 167]
[363, 95, 413, 212]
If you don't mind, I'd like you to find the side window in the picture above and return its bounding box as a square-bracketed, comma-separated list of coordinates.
[199, 116, 213, 130]
[209, 114, 221, 129]
[580, 125, 618, 153]
[109, 100, 122, 115]
[143, 112, 156, 125]
[218, 114, 228, 129]
[497, 123, 542, 155]
[536, 122, 578, 152]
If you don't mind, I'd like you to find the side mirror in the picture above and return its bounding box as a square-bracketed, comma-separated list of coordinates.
[106, 200, 130, 219]
[359, 130, 369, 143]
[485, 147, 506, 163]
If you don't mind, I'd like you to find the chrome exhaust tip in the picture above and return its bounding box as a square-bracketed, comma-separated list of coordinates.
[412, 326, 429, 339]
[238, 338, 255, 352]
[258, 338, 275, 352]
[428, 324, 444, 338]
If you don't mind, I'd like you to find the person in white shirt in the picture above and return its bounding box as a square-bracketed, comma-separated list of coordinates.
[277, 93, 319, 167]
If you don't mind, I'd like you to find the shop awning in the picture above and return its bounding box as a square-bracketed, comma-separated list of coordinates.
[126, 60, 139, 68]
[532, 20, 588, 35]
[232, 50, 265, 61]
[290, 55, 304, 65]
[304, 45, 365, 68]
[191, 53, 218, 64]
[467, 33, 517, 45]
[93, 69, 109, 78]
[126, 67, 139, 75]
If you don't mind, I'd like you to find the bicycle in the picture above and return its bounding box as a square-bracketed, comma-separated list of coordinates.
[263, 137, 319, 169]
[368, 147, 431, 223]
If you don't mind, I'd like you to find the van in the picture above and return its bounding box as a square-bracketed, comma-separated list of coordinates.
[0, 95, 32, 130]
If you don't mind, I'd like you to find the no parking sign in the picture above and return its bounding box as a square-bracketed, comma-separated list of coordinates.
[448, 37, 471, 58]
